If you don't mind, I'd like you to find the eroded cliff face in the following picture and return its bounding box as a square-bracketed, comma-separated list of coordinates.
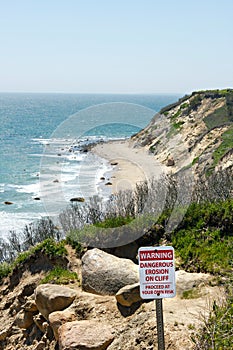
[132, 89, 233, 177]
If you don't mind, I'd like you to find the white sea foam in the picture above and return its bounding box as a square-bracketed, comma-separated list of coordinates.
[16, 183, 40, 195]
[0, 211, 46, 238]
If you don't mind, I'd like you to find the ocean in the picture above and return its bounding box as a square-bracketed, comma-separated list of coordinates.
[0, 93, 181, 238]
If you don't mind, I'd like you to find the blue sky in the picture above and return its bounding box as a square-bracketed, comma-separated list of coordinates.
[0, 0, 233, 93]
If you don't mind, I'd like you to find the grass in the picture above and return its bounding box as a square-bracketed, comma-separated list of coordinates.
[170, 109, 181, 120]
[180, 102, 189, 109]
[212, 126, 233, 164]
[192, 156, 199, 165]
[181, 288, 202, 299]
[206, 125, 233, 175]
[13, 238, 67, 269]
[192, 294, 233, 349]
[173, 121, 184, 129]
[40, 266, 79, 285]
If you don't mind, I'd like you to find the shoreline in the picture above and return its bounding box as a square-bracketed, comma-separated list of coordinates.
[92, 138, 167, 193]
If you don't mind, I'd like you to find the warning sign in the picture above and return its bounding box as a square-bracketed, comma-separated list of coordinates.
[138, 246, 176, 299]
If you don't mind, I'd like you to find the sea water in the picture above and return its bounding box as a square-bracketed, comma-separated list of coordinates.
[0, 93, 180, 237]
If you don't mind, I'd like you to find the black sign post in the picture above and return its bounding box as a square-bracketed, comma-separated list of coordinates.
[138, 246, 176, 350]
[156, 299, 165, 350]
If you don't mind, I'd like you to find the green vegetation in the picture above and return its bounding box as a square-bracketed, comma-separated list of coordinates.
[170, 109, 181, 120]
[0, 262, 12, 280]
[181, 288, 201, 299]
[201, 89, 233, 129]
[40, 266, 79, 285]
[0, 238, 67, 282]
[180, 102, 189, 109]
[12, 238, 67, 269]
[206, 125, 233, 175]
[187, 94, 202, 113]
[94, 216, 133, 228]
[192, 294, 233, 349]
[192, 156, 199, 165]
[172, 199, 233, 275]
[212, 126, 233, 163]
[204, 105, 229, 129]
[173, 121, 184, 129]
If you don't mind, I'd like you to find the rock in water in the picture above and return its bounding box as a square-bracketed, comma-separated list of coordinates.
[70, 197, 85, 202]
[82, 248, 139, 295]
[35, 284, 77, 320]
[58, 320, 114, 350]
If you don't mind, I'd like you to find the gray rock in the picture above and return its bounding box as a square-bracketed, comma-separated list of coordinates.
[58, 320, 114, 350]
[176, 270, 211, 295]
[116, 283, 142, 307]
[82, 248, 139, 295]
[35, 284, 77, 320]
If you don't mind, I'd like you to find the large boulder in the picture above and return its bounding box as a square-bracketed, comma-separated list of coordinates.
[35, 284, 77, 320]
[176, 270, 212, 295]
[116, 283, 142, 307]
[82, 248, 139, 295]
[58, 320, 114, 350]
[49, 309, 77, 340]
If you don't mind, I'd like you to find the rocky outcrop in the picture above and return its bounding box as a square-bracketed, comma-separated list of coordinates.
[58, 320, 114, 350]
[35, 284, 77, 319]
[82, 248, 139, 295]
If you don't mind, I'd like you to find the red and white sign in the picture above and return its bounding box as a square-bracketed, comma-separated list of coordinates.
[138, 246, 176, 299]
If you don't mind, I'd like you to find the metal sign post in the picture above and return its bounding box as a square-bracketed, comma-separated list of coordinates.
[138, 246, 176, 350]
[156, 299, 165, 350]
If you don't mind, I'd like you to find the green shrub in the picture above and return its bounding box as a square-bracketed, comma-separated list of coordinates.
[12, 239, 67, 269]
[173, 121, 184, 129]
[94, 216, 133, 228]
[170, 109, 181, 120]
[40, 266, 79, 285]
[192, 156, 199, 165]
[0, 262, 12, 281]
[33, 238, 67, 258]
[180, 102, 189, 109]
[66, 235, 85, 257]
[172, 199, 233, 275]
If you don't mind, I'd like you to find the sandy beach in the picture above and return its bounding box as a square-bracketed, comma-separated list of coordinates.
[92, 139, 167, 193]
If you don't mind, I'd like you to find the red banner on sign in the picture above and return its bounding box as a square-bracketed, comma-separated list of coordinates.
[139, 250, 173, 261]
